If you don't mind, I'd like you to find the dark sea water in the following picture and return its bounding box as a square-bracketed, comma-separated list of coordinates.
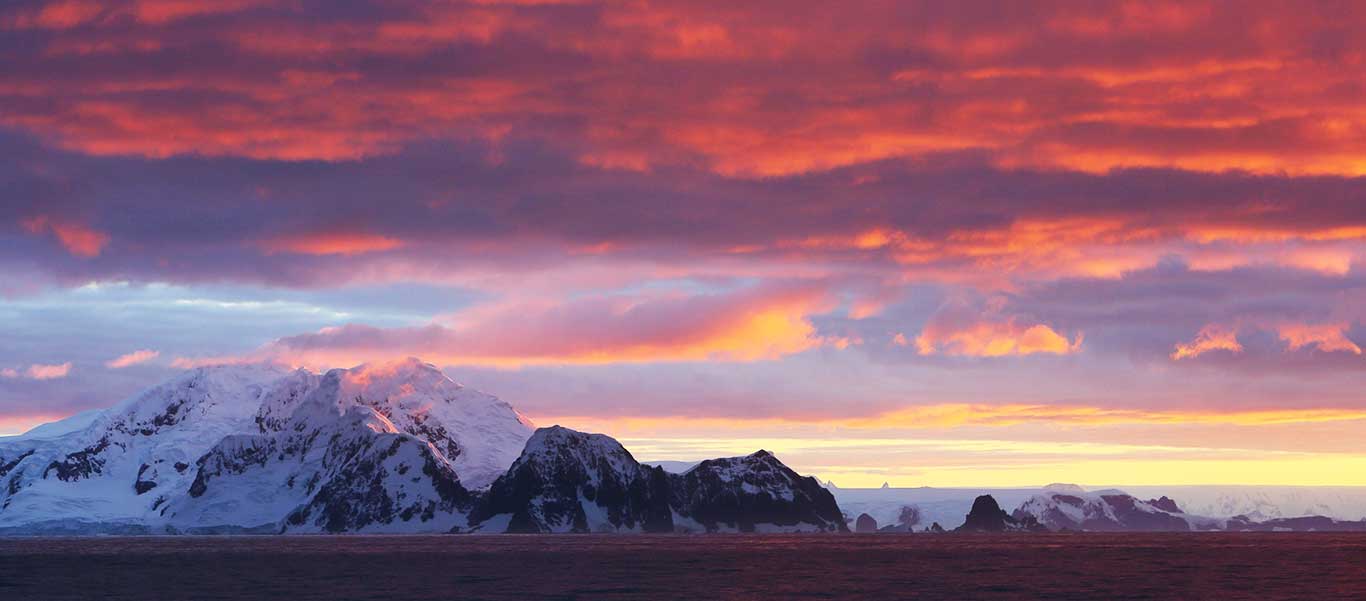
[2, 533, 1363, 600]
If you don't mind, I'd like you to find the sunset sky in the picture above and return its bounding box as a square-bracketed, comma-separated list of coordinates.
[5, 0, 1366, 487]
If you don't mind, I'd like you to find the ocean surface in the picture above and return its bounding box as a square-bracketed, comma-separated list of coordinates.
[2, 533, 1363, 600]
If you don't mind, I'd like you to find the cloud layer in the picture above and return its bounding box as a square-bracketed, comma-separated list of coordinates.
[4, 1, 1366, 483]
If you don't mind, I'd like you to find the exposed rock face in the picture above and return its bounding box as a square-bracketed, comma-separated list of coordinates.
[470, 426, 672, 533]
[471, 427, 847, 533]
[672, 450, 845, 533]
[956, 495, 1042, 532]
[1147, 496, 1183, 514]
[854, 513, 878, 533]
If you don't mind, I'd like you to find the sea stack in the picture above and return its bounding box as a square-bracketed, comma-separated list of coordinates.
[854, 513, 878, 533]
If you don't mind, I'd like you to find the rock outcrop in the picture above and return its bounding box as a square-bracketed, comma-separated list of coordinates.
[471, 426, 847, 533]
[854, 513, 878, 532]
[956, 495, 1043, 532]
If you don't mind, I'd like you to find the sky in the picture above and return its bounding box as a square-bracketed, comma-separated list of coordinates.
[4, 0, 1366, 487]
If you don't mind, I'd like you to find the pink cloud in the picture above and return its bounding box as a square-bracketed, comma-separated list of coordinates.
[24, 362, 73, 380]
[168, 355, 260, 369]
[105, 349, 160, 368]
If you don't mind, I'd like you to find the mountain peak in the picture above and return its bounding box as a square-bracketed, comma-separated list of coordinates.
[335, 357, 450, 389]
[520, 426, 634, 464]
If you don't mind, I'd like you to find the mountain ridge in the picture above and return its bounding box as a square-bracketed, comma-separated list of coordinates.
[0, 360, 843, 534]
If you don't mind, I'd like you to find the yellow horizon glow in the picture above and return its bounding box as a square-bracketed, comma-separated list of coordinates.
[608, 435, 1366, 487]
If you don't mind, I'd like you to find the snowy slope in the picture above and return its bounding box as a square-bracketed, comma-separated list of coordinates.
[1011, 484, 1222, 531]
[4, 409, 105, 441]
[0, 364, 293, 528]
[1116, 485, 1366, 522]
[166, 401, 473, 533]
[264, 358, 535, 490]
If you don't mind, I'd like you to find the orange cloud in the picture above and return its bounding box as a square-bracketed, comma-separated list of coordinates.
[766, 218, 1172, 283]
[20, 215, 110, 258]
[252, 284, 837, 367]
[916, 320, 1081, 357]
[1278, 323, 1363, 355]
[259, 232, 406, 256]
[105, 349, 160, 368]
[1171, 324, 1243, 360]
[1173, 321, 1363, 359]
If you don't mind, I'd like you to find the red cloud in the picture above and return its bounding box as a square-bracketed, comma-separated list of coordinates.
[259, 232, 407, 256]
[6, 1, 1366, 179]
[20, 215, 110, 258]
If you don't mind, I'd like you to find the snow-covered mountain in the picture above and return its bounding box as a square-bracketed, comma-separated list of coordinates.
[1011, 484, 1223, 531]
[0, 359, 535, 533]
[1116, 485, 1366, 522]
[1, 360, 844, 535]
[471, 426, 847, 533]
[471, 426, 674, 533]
